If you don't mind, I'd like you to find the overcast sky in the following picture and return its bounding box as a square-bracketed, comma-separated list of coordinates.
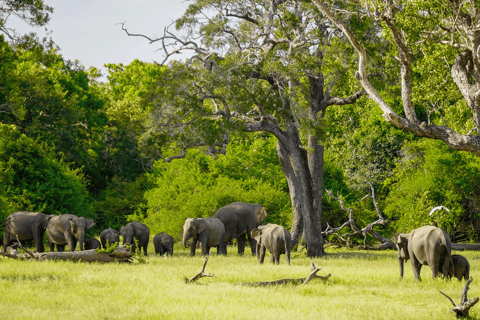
[10, 0, 190, 77]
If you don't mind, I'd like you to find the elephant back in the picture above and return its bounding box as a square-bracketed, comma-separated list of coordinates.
[214, 202, 259, 236]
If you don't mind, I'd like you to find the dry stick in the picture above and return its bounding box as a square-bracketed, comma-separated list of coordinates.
[15, 235, 37, 259]
[241, 262, 331, 286]
[439, 278, 479, 318]
[186, 255, 216, 283]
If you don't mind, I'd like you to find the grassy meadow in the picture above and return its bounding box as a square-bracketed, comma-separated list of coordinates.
[0, 240, 479, 320]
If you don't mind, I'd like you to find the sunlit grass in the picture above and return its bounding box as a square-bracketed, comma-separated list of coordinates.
[0, 241, 478, 319]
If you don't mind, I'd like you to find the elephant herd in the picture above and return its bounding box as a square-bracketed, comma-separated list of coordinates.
[1, 211, 172, 257]
[181, 202, 293, 265]
[0, 202, 292, 265]
[0, 208, 471, 278]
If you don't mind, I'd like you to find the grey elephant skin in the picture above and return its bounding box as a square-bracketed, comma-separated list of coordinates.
[2, 211, 54, 252]
[448, 255, 470, 281]
[84, 238, 102, 250]
[120, 221, 150, 255]
[46, 214, 95, 251]
[396, 225, 452, 281]
[154, 232, 174, 256]
[100, 227, 120, 249]
[182, 217, 225, 256]
[213, 202, 267, 255]
[252, 223, 292, 265]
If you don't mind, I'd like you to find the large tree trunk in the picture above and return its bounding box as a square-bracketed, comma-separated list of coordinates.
[277, 124, 325, 257]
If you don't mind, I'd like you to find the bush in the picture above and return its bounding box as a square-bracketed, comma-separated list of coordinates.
[0, 124, 91, 226]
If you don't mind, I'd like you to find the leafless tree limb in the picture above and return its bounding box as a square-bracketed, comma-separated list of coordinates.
[440, 278, 479, 318]
[186, 255, 216, 283]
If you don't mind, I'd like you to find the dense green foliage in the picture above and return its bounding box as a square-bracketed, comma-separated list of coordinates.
[383, 140, 480, 242]
[0, 124, 90, 224]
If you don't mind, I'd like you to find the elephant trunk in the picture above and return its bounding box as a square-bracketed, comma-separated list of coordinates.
[399, 258, 404, 278]
[183, 232, 191, 248]
[78, 229, 85, 251]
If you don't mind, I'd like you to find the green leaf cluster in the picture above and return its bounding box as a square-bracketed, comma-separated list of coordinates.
[0, 124, 90, 226]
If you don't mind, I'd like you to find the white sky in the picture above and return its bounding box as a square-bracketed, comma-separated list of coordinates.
[9, 0, 190, 77]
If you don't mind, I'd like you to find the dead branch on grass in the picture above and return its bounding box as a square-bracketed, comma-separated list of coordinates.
[440, 278, 479, 318]
[186, 255, 216, 283]
[241, 262, 331, 286]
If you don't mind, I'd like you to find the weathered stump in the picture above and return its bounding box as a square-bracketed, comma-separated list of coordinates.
[440, 278, 479, 318]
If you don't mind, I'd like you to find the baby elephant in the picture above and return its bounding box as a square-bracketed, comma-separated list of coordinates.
[100, 228, 120, 249]
[154, 232, 174, 257]
[84, 238, 101, 250]
[449, 255, 470, 280]
[251, 224, 292, 265]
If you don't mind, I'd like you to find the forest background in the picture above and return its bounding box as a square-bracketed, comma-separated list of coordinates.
[1, 0, 479, 250]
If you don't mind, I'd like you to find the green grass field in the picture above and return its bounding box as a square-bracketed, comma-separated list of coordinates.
[0, 242, 478, 320]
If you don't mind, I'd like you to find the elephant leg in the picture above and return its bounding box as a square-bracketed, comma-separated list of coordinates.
[49, 242, 55, 252]
[57, 245, 65, 252]
[259, 245, 266, 264]
[411, 258, 422, 281]
[248, 238, 257, 256]
[270, 253, 275, 264]
[190, 238, 197, 256]
[3, 234, 10, 252]
[441, 256, 451, 279]
[237, 234, 246, 255]
[143, 244, 148, 256]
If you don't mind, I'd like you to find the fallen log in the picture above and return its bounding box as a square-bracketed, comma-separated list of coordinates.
[440, 278, 479, 318]
[451, 243, 480, 251]
[1, 239, 133, 263]
[36, 247, 133, 263]
[241, 262, 331, 286]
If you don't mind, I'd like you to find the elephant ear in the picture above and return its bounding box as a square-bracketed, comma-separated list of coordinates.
[85, 218, 95, 230]
[251, 228, 262, 240]
[196, 220, 206, 234]
[69, 220, 77, 234]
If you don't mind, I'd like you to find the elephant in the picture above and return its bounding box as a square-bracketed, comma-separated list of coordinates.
[396, 225, 453, 281]
[153, 232, 174, 256]
[120, 221, 150, 256]
[2, 211, 54, 253]
[84, 238, 101, 250]
[100, 227, 120, 249]
[252, 223, 292, 265]
[213, 202, 267, 255]
[182, 217, 225, 256]
[46, 214, 95, 252]
[448, 255, 470, 281]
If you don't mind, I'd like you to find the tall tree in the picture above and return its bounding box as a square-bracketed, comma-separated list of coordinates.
[123, 0, 364, 256]
[312, 0, 480, 156]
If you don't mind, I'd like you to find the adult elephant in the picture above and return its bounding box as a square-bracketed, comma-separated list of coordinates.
[120, 221, 150, 256]
[46, 214, 95, 252]
[396, 225, 453, 281]
[251, 224, 292, 265]
[154, 232, 174, 257]
[182, 217, 225, 256]
[213, 202, 267, 255]
[2, 211, 54, 253]
[100, 227, 120, 249]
